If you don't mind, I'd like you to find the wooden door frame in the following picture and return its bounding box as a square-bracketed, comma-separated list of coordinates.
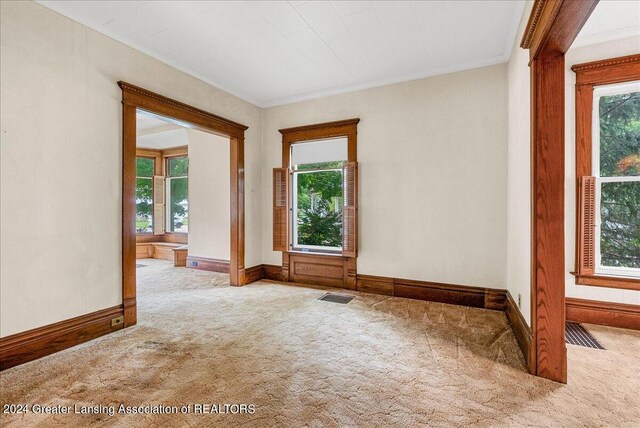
[119, 81, 248, 327]
[520, 0, 599, 382]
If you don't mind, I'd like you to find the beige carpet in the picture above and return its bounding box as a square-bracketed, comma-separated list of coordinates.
[1, 259, 639, 427]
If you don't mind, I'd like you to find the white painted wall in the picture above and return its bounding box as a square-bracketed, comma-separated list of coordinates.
[187, 129, 230, 261]
[262, 65, 509, 290]
[564, 35, 640, 305]
[0, 1, 263, 337]
[506, 2, 533, 326]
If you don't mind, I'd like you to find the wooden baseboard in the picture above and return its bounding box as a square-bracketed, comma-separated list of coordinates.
[244, 265, 264, 284]
[263, 264, 283, 281]
[505, 292, 533, 372]
[0, 305, 125, 371]
[186, 256, 230, 273]
[566, 298, 640, 330]
[356, 274, 507, 310]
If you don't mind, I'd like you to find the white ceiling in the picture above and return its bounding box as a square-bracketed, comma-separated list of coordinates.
[137, 111, 175, 131]
[137, 111, 188, 149]
[573, 0, 640, 48]
[38, 0, 525, 107]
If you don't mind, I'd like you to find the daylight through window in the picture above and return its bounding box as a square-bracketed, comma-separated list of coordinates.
[593, 82, 640, 275]
[136, 157, 154, 233]
[166, 156, 189, 233]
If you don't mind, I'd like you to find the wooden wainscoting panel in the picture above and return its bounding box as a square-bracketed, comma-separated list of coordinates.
[506, 292, 533, 371]
[356, 274, 394, 296]
[136, 243, 153, 259]
[288, 253, 349, 288]
[186, 256, 230, 274]
[0, 305, 124, 370]
[566, 298, 640, 331]
[152, 243, 178, 261]
[172, 247, 188, 267]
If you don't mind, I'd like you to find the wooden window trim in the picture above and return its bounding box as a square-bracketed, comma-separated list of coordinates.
[573, 54, 640, 291]
[276, 119, 359, 290]
[120, 81, 248, 328]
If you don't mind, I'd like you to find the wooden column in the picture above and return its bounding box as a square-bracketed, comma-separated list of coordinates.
[521, 0, 599, 383]
[530, 52, 566, 382]
[122, 103, 137, 327]
[230, 135, 245, 286]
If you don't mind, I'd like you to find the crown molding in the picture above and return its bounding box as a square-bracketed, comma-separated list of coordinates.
[571, 53, 640, 73]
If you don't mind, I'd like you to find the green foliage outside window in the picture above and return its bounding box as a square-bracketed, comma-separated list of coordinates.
[136, 157, 154, 232]
[167, 156, 189, 232]
[598, 92, 640, 268]
[296, 162, 344, 248]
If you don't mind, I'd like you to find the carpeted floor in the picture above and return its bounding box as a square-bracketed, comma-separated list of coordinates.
[1, 259, 639, 427]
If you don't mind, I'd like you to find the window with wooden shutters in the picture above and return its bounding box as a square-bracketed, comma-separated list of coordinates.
[572, 56, 640, 289]
[273, 168, 289, 251]
[342, 162, 357, 257]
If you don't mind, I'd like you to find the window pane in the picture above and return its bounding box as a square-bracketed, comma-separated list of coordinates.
[136, 177, 153, 233]
[168, 156, 188, 177]
[296, 170, 343, 248]
[599, 92, 640, 177]
[600, 181, 640, 268]
[168, 177, 188, 232]
[295, 160, 345, 171]
[136, 157, 154, 178]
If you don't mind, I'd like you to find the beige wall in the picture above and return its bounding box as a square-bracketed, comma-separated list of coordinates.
[564, 35, 640, 306]
[0, 1, 263, 337]
[187, 129, 230, 261]
[506, 2, 533, 326]
[262, 65, 509, 289]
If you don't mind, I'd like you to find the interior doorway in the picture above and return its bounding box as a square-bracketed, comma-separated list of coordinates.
[119, 82, 248, 327]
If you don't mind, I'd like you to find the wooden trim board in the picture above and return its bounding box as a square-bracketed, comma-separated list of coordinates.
[521, 0, 598, 383]
[0, 305, 125, 371]
[356, 274, 507, 310]
[506, 292, 534, 371]
[186, 256, 230, 274]
[566, 298, 640, 331]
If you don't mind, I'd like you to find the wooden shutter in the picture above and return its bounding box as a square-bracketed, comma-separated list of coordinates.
[153, 175, 165, 235]
[273, 168, 289, 251]
[577, 176, 595, 275]
[342, 162, 358, 257]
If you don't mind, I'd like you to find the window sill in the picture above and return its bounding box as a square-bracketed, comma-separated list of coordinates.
[573, 273, 640, 291]
[288, 249, 345, 258]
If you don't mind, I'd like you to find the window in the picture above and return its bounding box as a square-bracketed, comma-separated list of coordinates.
[273, 121, 359, 260]
[136, 157, 154, 233]
[573, 54, 640, 289]
[593, 83, 640, 275]
[166, 156, 189, 233]
[292, 162, 344, 253]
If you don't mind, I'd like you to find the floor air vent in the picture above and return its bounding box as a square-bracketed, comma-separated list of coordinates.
[318, 293, 354, 304]
[566, 322, 605, 349]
